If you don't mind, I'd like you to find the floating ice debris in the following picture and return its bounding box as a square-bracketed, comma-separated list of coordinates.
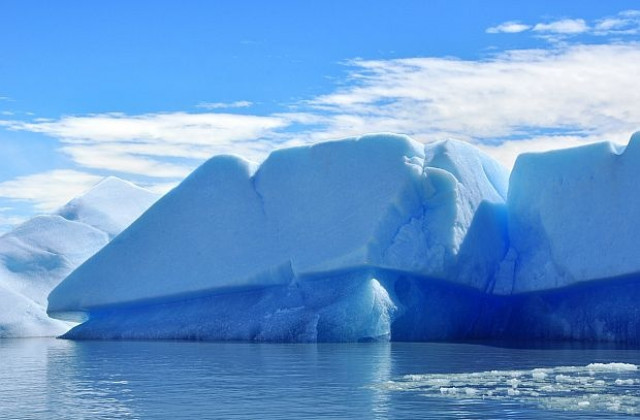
[378, 363, 640, 415]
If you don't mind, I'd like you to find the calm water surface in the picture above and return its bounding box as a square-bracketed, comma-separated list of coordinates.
[1, 339, 639, 419]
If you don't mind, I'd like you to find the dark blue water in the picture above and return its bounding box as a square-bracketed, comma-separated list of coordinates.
[1, 339, 639, 419]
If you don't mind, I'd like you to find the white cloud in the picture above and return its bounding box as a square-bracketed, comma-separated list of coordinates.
[197, 101, 253, 109]
[0, 170, 103, 212]
[59, 144, 193, 178]
[486, 21, 531, 34]
[595, 18, 628, 32]
[0, 210, 26, 233]
[5, 112, 289, 178]
[11, 112, 284, 145]
[594, 10, 640, 35]
[477, 134, 611, 170]
[488, 10, 640, 39]
[306, 43, 640, 168]
[533, 19, 589, 34]
[143, 181, 179, 195]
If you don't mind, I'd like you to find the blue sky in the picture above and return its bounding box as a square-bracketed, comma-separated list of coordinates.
[1, 1, 639, 230]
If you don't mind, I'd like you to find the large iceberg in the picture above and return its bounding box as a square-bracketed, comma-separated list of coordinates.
[49, 134, 509, 341]
[48, 133, 640, 344]
[0, 178, 158, 337]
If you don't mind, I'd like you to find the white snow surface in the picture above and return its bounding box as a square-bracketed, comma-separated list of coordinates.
[495, 132, 640, 293]
[57, 176, 160, 238]
[0, 177, 158, 337]
[48, 134, 509, 319]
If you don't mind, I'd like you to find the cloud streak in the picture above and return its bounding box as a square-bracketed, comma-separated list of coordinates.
[486, 22, 531, 34]
[305, 43, 640, 167]
[532, 19, 589, 34]
[196, 101, 253, 110]
[0, 170, 103, 213]
[488, 10, 640, 39]
[3, 112, 290, 178]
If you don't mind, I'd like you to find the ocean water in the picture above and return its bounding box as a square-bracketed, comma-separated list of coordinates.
[1, 339, 639, 419]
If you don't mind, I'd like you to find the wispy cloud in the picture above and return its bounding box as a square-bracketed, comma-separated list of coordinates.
[488, 10, 640, 39]
[196, 101, 253, 110]
[594, 10, 640, 35]
[486, 21, 531, 34]
[532, 19, 589, 35]
[304, 43, 640, 167]
[0, 170, 103, 212]
[0, 210, 26, 233]
[3, 112, 290, 178]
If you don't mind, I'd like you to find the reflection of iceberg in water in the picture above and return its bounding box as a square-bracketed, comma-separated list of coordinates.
[0, 339, 136, 418]
[366, 343, 392, 420]
[0, 339, 50, 415]
[45, 340, 136, 418]
[380, 363, 640, 415]
[3, 340, 640, 418]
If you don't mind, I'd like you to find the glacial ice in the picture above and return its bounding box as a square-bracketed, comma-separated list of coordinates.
[0, 177, 158, 337]
[48, 132, 640, 344]
[496, 132, 640, 293]
[57, 176, 161, 239]
[49, 135, 508, 317]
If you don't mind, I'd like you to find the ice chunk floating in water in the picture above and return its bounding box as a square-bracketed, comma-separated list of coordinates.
[48, 132, 640, 343]
[380, 363, 640, 415]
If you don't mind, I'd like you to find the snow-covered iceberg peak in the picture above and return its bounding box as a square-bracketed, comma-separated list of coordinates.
[48, 134, 509, 341]
[56, 176, 159, 239]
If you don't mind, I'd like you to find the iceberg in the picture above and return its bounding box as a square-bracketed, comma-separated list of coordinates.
[0, 177, 158, 337]
[48, 132, 640, 344]
[57, 176, 161, 239]
[49, 134, 509, 341]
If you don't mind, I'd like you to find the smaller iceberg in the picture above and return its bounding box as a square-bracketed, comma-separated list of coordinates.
[0, 177, 158, 337]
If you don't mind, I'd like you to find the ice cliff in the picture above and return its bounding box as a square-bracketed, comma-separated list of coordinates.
[0, 178, 158, 337]
[47, 133, 640, 344]
[496, 133, 640, 293]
